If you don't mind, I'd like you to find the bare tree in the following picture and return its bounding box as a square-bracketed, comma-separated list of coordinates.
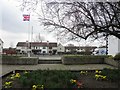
[19, 0, 120, 41]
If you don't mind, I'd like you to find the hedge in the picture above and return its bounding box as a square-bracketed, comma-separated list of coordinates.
[2, 55, 38, 65]
[62, 55, 110, 65]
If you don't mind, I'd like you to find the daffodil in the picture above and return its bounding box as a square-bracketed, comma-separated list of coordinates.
[32, 85, 37, 90]
[10, 76, 15, 80]
[95, 70, 99, 73]
[80, 71, 87, 75]
[95, 74, 100, 80]
[5, 82, 12, 85]
[102, 76, 107, 79]
[70, 79, 74, 83]
[15, 73, 20, 78]
[73, 80, 77, 83]
[24, 71, 28, 74]
[41, 85, 44, 89]
[98, 71, 101, 74]
[4, 81, 12, 88]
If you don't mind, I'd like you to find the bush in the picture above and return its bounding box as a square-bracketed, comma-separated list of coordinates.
[2, 55, 38, 65]
[63, 55, 110, 58]
[114, 53, 120, 60]
[101, 68, 120, 81]
[2, 55, 20, 60]
[62, 55, 110, 65]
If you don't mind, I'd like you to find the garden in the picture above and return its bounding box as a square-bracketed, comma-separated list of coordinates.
[2, 68, 120, 89]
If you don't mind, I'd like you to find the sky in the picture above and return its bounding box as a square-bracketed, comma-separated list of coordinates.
[0, 0, 58, 48]
[0, 0, 106, 48]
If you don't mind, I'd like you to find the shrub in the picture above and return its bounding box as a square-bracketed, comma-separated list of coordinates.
[101, 68, 120, 81]
[62, 55, 110, 64]
[63, 55, 110, 59]
[2, 55, 38, 65]
[2, 55, 20, 61]
[114, 53, 120, 60]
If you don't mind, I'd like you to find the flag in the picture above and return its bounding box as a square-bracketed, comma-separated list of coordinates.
[23, 15, 30, 21]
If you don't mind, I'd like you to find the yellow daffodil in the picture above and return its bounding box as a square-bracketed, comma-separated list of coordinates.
[95, 74, 100, 80]
[41, 85, 44, 89]
[98, 71, 101, 74]
[10, 76, 15, 80]
[32, 85, 37, 90]
[5, 82, 12, 85]
[102, 76, 107, 79]
[80, 71, 87, 75]
[15, 73, 20, 78]
[4, 81, 12, 88]
[24, 71, 28, 74]
[80, 71, 83, 74]
[70, 79, 77, 83]
[73, 80, 77, 83]
[70, 79, 74, 83]
[95, 70, 99, 73]
[32, 85, 37, 88]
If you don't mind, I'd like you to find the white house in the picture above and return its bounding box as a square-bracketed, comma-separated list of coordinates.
[0, 38, 3, 54]
[108, 36, 120, 56]
[16, 42, 57, 54]
[57, 43, 65, 54]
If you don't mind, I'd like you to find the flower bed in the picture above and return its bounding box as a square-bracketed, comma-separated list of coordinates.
[2, 69, 119, 89]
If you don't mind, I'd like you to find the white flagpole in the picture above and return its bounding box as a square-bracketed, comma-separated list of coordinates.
[28, 14, 30, 57]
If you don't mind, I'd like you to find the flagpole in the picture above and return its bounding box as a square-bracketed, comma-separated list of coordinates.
[28, 14, 30, 57]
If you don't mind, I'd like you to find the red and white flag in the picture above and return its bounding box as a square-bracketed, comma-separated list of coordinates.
[23, 15, 30, 21]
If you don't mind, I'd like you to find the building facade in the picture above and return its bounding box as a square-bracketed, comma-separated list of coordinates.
[16, 41, 97, 55]
[16, 42, 57, 55]
[0, 39, 3, 54]
[108, 36, 120, 56]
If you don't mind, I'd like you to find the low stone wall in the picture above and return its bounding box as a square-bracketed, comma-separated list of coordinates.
[62, 55, 105, 65]
[2, 56, 38, 65]
[104, 58, 119, 67]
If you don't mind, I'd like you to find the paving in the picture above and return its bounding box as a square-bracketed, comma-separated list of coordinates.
[1, 64, 117, 77]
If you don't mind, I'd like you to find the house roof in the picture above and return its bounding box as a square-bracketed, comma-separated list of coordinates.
[65, 46, 97, 49]
[16, 42, 57, 47]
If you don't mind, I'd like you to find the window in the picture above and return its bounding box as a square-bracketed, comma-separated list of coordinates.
[43, 51, 46, 54]
[49, 47, 52, 49]
[43, 47, 46, 49]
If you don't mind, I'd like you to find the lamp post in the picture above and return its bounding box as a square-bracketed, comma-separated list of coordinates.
[26, 41, 30, 57]
[106, 34, 108, 55]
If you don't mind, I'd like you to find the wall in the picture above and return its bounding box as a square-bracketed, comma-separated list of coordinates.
[57, 44, 65, 53]
[0, 40, 3, 54]
[118, 39, 120, 53]
[108, 36, 119, 56]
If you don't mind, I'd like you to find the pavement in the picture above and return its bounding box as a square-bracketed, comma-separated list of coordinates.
[1, 64, 117, 77]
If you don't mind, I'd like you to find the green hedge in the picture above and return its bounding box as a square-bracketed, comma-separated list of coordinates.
[62, 55, 110, 65]
[2, 55, 38, 65]
[101, 68, 120, 81]
[114, 53, 120, 60]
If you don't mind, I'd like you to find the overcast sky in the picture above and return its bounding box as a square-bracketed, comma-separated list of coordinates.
[0, 0, 106, 48]
[0, 0, 58, 48]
